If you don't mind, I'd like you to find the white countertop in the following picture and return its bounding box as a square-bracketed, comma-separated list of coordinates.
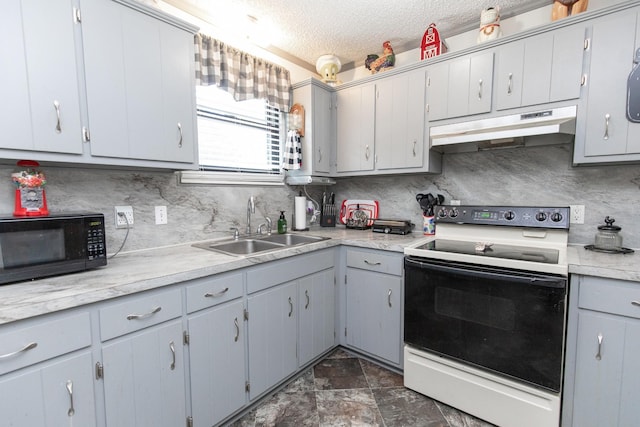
[0, 228, 637, 326]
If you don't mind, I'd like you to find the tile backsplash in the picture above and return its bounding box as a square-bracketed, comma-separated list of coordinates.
[1, 142, 638, 252]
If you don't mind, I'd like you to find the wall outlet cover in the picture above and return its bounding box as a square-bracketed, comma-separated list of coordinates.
[115, 206, 134, 228]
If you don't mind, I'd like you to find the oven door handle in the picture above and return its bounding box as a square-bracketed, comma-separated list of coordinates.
[405, 257, 566, 288]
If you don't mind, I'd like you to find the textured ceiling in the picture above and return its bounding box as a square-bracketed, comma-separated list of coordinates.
[165, 0, 552, 70]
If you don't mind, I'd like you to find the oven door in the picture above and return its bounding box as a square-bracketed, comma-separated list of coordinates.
[404, 256, 567, 392]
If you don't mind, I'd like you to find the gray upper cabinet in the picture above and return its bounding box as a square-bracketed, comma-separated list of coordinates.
[81, 0, 197, 165]
[1, 0, 83, 156]
[495, 26, 585, 111]
[574, 8, 640, 164]
[427, 52, 493, 120]
[375, 69, 426, 170]
[335, 84, 376, 173]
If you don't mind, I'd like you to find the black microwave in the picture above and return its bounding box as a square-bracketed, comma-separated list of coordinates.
[0, 212, 107, 285]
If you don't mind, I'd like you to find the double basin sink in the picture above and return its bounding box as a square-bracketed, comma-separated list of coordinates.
[192, 233, 330, 256]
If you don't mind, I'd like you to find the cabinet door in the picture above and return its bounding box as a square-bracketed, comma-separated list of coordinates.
[572, 311, 626, 427]
[299, 268, 335, 366]
[336, 84, 375, 172]
[346, 268, 402, 365]
[521, 33, 554, 107]
[247, 281, 298, 399]
[81, 0, 195, 164]
[584, 12, 638, 157]
[313, 85, 333, 174]
[550, 25, 586, 102]
[495, 42, 525, 110]
[0, 352, 96, 426]
[102, 320, 186, 427]
[189, 300, 246, 427]
[426, 63, 449, 121]
[468, 52, 494, 115]
[1, 0, 82, 154]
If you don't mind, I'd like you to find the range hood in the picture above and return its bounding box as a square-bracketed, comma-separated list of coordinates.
[430, 105, 577, 152]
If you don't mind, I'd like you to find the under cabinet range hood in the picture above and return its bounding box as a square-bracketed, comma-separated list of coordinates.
[430, 105, 577, 152]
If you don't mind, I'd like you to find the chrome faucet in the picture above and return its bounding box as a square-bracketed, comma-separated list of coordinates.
[246, 196, 255, 234]
[265, 216, 272, 235]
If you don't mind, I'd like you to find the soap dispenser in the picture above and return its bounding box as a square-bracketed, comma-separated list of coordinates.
[277, 211, 287, 234]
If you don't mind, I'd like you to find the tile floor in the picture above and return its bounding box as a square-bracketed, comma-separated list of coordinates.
[229, 348, 495, 427]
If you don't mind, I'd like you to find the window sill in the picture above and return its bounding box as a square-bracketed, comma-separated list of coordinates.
[178, 171, 285, 186]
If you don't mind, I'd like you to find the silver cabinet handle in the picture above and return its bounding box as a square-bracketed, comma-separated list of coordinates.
[288, 296, 293, 317]
[603, 114, 610, 140]
[305, 290, 310, 309]
[53, 100, 62, 133]
[388, 289, 392, 308]
[169, 341, 176, 370]
[412, 140, 417, 156]
[365, 144, 370, 160]
[0, 342, 37, 359]
[596, 333, 603, 360]
[478, 79, 483, 99]
[126, 306, 161, 320]
[234, 317, 240, 342]
[205, 287, 229, 298]
[632, 301, 640, 307]
[364, 259, 381, 266]
[177, 122, 183, 147]
[318, 148, 322, 163]
[66, 380, 75, 416]
[507, 73, 513, 94]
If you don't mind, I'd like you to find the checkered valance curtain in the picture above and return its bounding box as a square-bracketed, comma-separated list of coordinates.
[194, 33, 291, 111]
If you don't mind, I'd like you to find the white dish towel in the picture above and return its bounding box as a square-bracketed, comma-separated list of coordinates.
[282, 129, 302, 170]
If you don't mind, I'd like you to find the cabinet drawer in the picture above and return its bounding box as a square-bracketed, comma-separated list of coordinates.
[346, 248, 403, 276]
[0, 312, 91, 375]
[579, 276, 640, 319]
[186, 272, 243, 313]
[99, 288, 182, 341]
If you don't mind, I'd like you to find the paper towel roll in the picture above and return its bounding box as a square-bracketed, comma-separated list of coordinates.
[295, 196, 307, 230]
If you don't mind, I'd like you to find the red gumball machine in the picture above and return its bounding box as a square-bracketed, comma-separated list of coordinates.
[12, 160, 49, 217]
[421, 23, 448, 60]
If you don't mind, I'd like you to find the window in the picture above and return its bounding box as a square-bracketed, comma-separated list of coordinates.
[196, 85, 283, 175]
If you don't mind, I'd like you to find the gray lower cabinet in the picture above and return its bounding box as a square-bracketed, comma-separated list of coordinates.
[344, 248, 403, 366]
[298, 268, 336, 367]
[99, 288, 186, 427]
[574, 7, 640, 164]
[0, 311, 95, 425]
[186, 272, 246, 427]
[564, 275, 640, 427]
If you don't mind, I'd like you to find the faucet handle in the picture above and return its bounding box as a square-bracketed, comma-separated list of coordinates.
[265, 217, 272, 235]
[230, 227, 240, 239]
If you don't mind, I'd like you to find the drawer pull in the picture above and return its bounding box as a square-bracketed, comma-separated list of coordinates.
[388, 289, 393, 308]
[53, 100, 62, 133]
[66, 380, 75, 417]
[603, 113, 610, 140]
[169, 341, 176, 370]
[632, 301, 640, 307]
[507, 73, 513, 94]
[305, 290, 310, 309]
[177, 122, 183, 148]
[0, 342, 37, 360]
[126, 306, 161, 320]
[205, 287, 229, 298]
[288, 297, 293, 317]
[234, 317, 240, 342]
[364, 260, 381, 266]
[596, 333, 603, 360]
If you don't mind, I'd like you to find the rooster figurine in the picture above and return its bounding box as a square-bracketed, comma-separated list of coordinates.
[365, 41, 395, 74]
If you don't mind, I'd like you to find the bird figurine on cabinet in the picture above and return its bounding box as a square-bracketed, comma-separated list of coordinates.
[477, 7, 503, 44]
[365, 41, 395, 74]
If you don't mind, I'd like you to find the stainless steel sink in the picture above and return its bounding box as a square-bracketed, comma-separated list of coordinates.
[192, 233, 329, 256]
[260, 233, 328, 246]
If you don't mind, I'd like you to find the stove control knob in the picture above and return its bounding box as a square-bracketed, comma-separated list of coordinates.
[449, 208, 459, 218]
[536, 212, 548, 222]
[504, 211, 515, 221]
[384, 227, 391, 234]
[551, 212, 563, 222]
[437, 208, 447, 218]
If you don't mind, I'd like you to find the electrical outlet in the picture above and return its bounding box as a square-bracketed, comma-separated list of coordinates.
[115, 206, 134, 228]
[155, 206, 168, 225]
[569, 205, 585, 224]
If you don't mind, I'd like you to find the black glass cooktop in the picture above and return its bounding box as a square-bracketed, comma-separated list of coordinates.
[418, 239, 560, 264]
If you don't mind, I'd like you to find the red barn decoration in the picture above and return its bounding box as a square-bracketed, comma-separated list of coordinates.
[421, 23, 448, 60]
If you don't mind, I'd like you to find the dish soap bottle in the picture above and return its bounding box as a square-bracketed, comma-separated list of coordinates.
[277, 211, 287, 234]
